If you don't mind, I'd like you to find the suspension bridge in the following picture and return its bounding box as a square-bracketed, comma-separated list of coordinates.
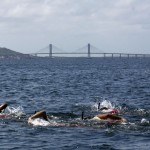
[30, 44, 150, 58]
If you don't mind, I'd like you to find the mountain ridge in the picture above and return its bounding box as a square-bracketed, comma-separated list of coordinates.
[0, 47, 30, 58]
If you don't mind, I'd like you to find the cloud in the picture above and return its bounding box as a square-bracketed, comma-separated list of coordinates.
[0, 0, 150, 53]
[0, 0, 150, 31]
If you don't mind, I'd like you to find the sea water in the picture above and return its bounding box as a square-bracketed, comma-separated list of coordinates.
[0, 57, 150, 150]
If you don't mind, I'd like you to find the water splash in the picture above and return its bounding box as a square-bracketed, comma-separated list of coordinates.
[100, 100, 115, 109]
[141, 118, 149, 124]
[6, 106, 25, 118]
[98, 100, 121, 114]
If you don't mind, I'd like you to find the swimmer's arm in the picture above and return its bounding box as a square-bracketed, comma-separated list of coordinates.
[0, 103, 8, 113]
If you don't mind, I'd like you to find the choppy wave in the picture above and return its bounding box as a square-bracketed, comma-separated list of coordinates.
[1, 58, 150, 149]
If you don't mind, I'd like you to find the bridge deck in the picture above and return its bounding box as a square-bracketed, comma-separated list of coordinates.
[31, 52, 150, 57]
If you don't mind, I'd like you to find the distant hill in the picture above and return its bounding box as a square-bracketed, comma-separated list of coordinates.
[0, 47, 31, 59]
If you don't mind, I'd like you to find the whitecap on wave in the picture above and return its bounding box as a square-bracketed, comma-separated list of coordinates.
[141, 118, 149, 124]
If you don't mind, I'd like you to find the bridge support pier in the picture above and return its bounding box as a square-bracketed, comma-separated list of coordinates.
[88, 43, 91, 58]
[104, 53, 106, 58]
[120, 53, 121, 58]
[135, 54, 137, 58]
[49, 44, 52, 58]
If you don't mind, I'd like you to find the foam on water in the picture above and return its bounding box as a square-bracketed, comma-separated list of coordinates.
[6, 106, 25, 118]
[141, 118, 149, 124]
[30, 118, 51, 126]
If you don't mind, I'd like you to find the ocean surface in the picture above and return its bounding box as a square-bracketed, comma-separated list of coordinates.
[0, 57, 150, 150]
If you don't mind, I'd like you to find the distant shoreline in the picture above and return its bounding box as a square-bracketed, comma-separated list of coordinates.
[0, 47, 32, 59]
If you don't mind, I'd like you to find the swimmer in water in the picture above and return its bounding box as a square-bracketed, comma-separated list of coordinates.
[28, 110, 127, 127]
[0, 103, 9, 119]
[93, 114, 127, 123]
[82, 111, 127, 123]
[28, 110, 50, 125]
[28, 111, 79, 127]
[0, 103, 8, 113]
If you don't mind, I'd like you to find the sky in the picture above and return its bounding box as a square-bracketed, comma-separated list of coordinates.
[0, 0, 150, 54]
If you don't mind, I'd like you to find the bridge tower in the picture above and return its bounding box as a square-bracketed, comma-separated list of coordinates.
[88, 43, 91, 58]
[49, 44, 52, 58]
